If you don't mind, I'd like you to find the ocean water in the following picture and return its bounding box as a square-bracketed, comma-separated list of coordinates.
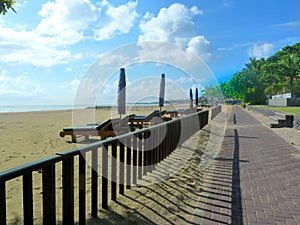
[0, 105, 90, 113]
[0, 102, 167, 113]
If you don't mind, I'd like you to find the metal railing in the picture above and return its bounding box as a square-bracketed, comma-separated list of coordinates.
[0, 110, 209, 225]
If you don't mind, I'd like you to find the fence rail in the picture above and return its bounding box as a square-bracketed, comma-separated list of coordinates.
[0, 110, 211, 225]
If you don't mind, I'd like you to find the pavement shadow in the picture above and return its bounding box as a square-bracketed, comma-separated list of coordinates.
[194, 127, 248, 224]
[83, 125, 212, 224]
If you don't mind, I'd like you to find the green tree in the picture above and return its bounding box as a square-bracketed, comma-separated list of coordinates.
[0, 0, 16, 15]
[262, 62, 287, 96]
[279, 53, 300, 92]
[244, 58, 266, 104]
[200, 42, 300, 106]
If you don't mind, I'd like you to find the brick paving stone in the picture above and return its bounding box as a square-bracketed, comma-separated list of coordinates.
[193, 106, 300, 224]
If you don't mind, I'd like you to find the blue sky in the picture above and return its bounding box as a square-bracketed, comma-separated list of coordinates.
[0, 0, 299, 106]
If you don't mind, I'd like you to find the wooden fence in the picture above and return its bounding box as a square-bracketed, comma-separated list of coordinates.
[0, 110, 209, 225]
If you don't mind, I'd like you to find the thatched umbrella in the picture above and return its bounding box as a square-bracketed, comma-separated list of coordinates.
[117, 68, 126, 117]
[189, 88, 193, 109]
[195, 88, 199, 106]
[159, 73, 165, 112]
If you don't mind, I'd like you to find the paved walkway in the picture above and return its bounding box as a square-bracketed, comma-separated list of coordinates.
[195, 106, 300, 224]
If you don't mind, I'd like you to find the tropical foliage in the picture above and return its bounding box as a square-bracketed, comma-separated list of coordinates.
[216, 42, 300, 105]
[0, 0, 16, 15]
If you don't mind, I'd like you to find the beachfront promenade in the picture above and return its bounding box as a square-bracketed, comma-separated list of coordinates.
[194, 106, 300, 224]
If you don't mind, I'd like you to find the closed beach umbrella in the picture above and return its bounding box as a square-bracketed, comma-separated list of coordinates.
[159, 73, 165, 111]
[189, 88, 193, 109]
[117, 68, 126, 116]
[195, 88, 199, 106]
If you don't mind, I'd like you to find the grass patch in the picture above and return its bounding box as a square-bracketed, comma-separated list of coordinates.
[254, 105, 300, 116]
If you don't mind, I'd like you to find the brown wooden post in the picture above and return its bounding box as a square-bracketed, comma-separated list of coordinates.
[0, 180, 6, 225]
[23, 172, 33, 225]
[102, 145, 108, 209]
[132, 136, 137, 185]
[126, 138, 132, 189]
[111, 142, 117, 201]
[62, 157, 74, 225]
[91, 149, 98, 217]
[78, 152, 86, 225]
[138, 133, 143, 179]
[42, 164, 56, 225]
[119, 141, 125, 195]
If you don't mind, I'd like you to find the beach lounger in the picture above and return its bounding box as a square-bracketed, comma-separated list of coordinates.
[162, 108, 194, 118]
[131, 110, 171, 127]
[172, 108, 197, 116]
[59, 114, 136, 143]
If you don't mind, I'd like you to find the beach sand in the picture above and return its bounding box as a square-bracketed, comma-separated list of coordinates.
[2, 105, 299, 224]
[0, 106, 168, 171]
[1, 105, 204, 224]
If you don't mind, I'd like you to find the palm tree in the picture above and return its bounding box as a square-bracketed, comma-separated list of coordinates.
[0, 0, 16, 15]
[279, 53, 300, 92]
[245, 58, 266, 104]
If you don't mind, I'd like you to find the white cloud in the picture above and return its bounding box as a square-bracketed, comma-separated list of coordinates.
[0, 0, 98, 67]
[186, 36, 212, 60]
[138, 3, 212, 61]
[0, 27, 79, 67]
[94, 1, 138, 41]
[0, 0, 138, 67]
[60, 78, 81, 91]
[190, 6, 203, 15]
[175, 76, 193, 84]
[125, 77, 187, 102]
[0, 70, 42, 96]
[35, 0, 98, 42]
[14, 0, 28, 11]
[139, 3, 201, 44]
[273, 21, 300, 31]
[248, 43, 274, 59]
[32, 0, 98, 48]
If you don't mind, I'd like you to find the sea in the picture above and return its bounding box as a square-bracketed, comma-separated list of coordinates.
[0, 105, 91, 113]
[0, 103, 161, 113]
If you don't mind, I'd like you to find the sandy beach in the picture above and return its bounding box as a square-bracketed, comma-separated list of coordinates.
[0, 105, 199, 224]
[1, 105, 300, 224]
[0, 106, 170, 171]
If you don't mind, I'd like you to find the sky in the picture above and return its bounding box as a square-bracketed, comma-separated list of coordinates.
[0, 0, 299, 106]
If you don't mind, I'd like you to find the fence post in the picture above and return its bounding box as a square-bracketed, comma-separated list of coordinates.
[42, 164, 56, 225]
[23, 172, 33, 225]
[91, 149, 98, 217]
[119, 142, 125, 195]
[63, 157, 74, 225]
[111, 142, 117, 201]
[143, 131, 150, 175]
[126, 138, 132, 189]
[138, 133, 143, 179]
[0, 180, 6, 225]
[79, 152, 86, 225]
[102, 145, 108, 209]
[132, 136, 137, 185]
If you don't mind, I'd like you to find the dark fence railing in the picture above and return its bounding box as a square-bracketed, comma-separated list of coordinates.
[0, 110, 210, 225]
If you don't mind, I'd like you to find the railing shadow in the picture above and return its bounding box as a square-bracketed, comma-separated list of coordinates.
[192, 127, 250, 224]
[231, 129, 243, 225]
[83, 125, 212, 225]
